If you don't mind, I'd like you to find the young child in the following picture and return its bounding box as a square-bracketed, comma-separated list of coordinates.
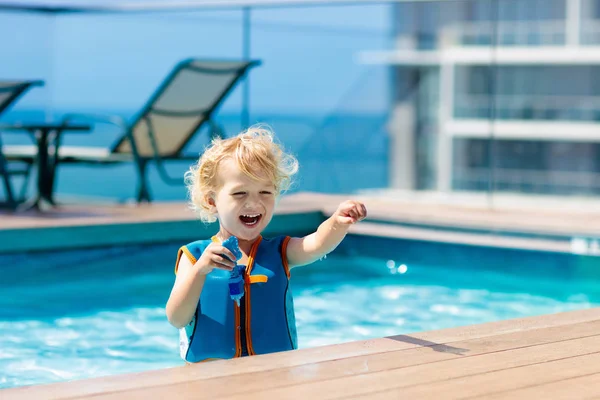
[166, 125, 367, 363]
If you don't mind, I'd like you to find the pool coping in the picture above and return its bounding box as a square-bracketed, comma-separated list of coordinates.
[1, 192, 598, 256]
[0, 209, 325, 255]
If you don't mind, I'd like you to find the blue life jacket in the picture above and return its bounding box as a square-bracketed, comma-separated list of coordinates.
[175, 235, 298, 362]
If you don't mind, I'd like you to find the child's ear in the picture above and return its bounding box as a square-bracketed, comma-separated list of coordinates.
[205, 192, 217, 210]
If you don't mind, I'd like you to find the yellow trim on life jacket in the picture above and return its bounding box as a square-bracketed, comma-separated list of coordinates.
[248, 275, 268, 284]
[174, 246, 198, 274]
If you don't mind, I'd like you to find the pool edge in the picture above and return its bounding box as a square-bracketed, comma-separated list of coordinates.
[0, 211, 325, 254]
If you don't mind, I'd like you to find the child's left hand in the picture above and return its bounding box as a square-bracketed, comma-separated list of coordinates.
[333, 200, 367, 225]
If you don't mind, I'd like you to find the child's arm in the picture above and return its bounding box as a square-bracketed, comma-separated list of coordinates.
[166, 243, 237, 329]
[286, 200, 367, 268]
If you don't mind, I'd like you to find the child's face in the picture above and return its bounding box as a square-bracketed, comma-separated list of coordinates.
[211, 158, 276, 242]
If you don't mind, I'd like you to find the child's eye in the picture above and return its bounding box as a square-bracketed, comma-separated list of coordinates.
[232, 192, 246, 196]
[260, 191, 273, 195]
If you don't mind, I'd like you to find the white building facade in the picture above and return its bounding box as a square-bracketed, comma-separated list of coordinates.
[363, 0, 600, 196]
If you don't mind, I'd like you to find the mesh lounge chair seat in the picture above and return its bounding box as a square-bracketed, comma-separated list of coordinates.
[3, 59, 260, 202]
[0, 80, 43, 209]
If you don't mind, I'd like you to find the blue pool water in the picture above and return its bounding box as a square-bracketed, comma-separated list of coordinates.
[0, 236, 598, 389]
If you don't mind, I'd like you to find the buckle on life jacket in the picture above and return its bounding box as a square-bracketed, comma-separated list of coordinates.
[248, 274, 268, 284]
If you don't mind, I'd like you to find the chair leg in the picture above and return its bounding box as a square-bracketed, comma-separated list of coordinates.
[1, 173, 17, 210]
[136, 160, 152, 203]
[18, 162, 33, 202]
[0, 158, 18, 210]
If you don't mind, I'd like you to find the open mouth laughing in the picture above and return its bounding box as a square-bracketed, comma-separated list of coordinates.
[239, 213, 262, 227]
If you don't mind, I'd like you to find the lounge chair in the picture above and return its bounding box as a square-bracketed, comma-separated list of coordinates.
[0, 80, 43, 209]
[3, 59, 261, 203]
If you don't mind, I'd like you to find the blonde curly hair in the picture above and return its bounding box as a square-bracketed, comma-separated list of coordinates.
[185, 125, 298, 223]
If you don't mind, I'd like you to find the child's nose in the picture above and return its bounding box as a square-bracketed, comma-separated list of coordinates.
[245, 193, 260, 206]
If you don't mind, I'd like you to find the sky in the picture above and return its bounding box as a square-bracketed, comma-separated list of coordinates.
[0, 2, 392, 116]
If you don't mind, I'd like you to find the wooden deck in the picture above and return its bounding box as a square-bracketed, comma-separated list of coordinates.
[3, 307, 600, 399]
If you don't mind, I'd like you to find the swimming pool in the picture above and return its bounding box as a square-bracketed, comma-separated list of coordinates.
[0, 234, 598, 389]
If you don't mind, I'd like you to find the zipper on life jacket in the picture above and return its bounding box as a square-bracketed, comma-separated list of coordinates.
[238, 301, 249, 357]
[232, 236, 261, 358]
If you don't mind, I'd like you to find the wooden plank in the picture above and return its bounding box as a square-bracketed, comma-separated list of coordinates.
[348, 353, 600, 400]
[203, 335, 600, 400]
[399, 307, 600, 348]
[81, 322, 600, 400]
[9, 313, 598, 400]
[480, 372, 600, 400]
[350, 372, 600, 400]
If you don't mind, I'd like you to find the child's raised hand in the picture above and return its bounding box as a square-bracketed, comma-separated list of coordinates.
[333, 200, 367, 225]
[195, 242, 237, 276]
